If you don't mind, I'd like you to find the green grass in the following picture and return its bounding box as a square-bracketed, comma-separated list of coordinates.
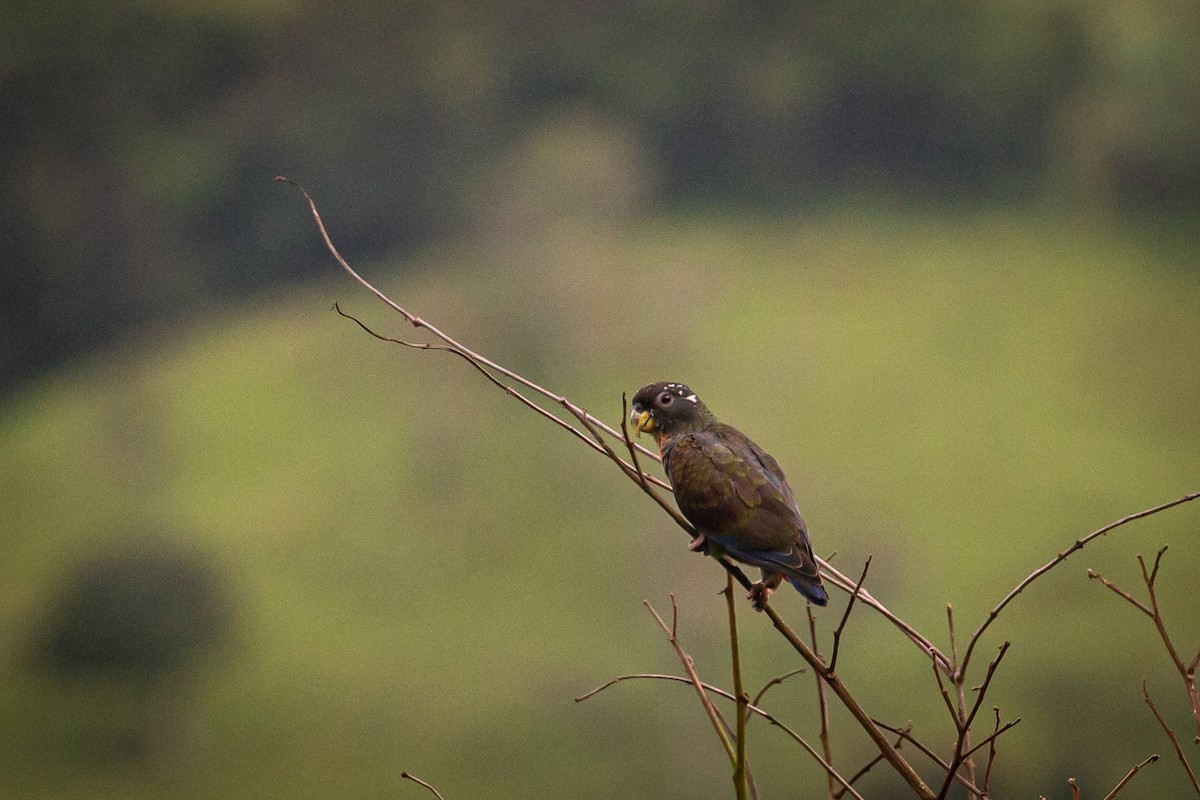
[1, 206, 1198, 798]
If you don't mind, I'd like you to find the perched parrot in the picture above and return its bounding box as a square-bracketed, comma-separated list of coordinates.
[631, 381, 828, 609]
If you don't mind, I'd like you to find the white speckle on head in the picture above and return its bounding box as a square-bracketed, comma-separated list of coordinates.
[684, 393, 697, 403]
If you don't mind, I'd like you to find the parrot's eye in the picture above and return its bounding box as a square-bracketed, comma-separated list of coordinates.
[658, 391, 673, 406]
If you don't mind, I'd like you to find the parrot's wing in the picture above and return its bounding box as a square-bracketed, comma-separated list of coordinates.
[665, 428, 808, 555]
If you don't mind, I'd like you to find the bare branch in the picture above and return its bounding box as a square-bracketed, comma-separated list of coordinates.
[962, 717, 1021, 762]
[982, 707, 1001, 798]
[575, 672, 864, 800]
[280, 176, 663, 462]
[401, 772, 447, 800]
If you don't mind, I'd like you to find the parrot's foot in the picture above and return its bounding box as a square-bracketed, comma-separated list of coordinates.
[747, 582, 773, 611]
[748, 571, 784, 611]
[687, 533, 709, 553]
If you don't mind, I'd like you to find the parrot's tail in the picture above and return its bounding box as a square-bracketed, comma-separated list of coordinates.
[787, 576, 828, 606]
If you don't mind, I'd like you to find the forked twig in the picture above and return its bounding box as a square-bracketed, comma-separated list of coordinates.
[1090, 548, 1200, 741]
[1143, 680, 1200, 796]
[872, 719, 986, 797]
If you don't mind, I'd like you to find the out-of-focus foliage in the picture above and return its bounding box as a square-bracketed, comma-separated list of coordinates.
[3, 0, 1198, 389]
[1, 209, 1197, 798]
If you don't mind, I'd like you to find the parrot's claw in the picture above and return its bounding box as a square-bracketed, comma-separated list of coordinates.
[747, 581, 773, 611]
[687, 533, 709, 553]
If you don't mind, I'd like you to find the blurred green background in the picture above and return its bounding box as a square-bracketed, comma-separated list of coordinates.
[3, 1, 1199, 798]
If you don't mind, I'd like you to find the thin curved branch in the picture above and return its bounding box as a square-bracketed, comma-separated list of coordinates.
[280, 176, 662, 463]
[959, 491, 1200, 678]
[401, 772, 447, 800]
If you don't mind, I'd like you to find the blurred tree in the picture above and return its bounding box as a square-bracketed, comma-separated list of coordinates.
[34, 538, 231, 681]
[2, 0, 1196, 391]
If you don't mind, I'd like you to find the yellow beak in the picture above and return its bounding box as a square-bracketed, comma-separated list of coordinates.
[632, 410, 656, 436]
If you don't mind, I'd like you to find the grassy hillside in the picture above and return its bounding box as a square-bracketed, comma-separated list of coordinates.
[2, 207, 1198, 798]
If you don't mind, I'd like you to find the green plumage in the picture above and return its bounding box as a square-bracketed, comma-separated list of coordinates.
[631, 381, 828, 609]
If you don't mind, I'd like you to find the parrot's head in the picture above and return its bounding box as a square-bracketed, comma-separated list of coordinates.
[630, 381, 715, 442]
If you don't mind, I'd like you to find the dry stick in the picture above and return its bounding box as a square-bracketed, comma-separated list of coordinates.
[936, 643, 1011, 800]
[645, 597, 738, 764]
[958, 491, 1200, 681]
[760, 601, 937, 799]
[401, 772, 447, 800]
[829, 556, 872, 675]
[1090, 548, 1200, 742]
[724, 573, 751, 800]
[981, 708, 1002, 798]
[807, 608, 836, 800]
[944, 604, 981, 798]
[1143, 680, 1200, 796]
[1100, 754, 1159, 800]
[576, 672, 867, 800]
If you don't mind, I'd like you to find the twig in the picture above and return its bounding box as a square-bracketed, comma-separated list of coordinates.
[807, 606, 836, 800]
[724, 573, 751, 800]
[937, 643, 1010, 800]
[1100, 754, 1159, 800]
[981, 708, 1001, 798]
[961, 717, 1021, 762]
[828, 556, 872, 675]
[759, 598, 937, 798]
[1143, 679, 1200, 796]
[1087, 568, 1154, 617]
[872, 719, 986, 797]
[644, 597, 737, 764]
[751, 668, 807, 708]
[401, 772, 447, 800]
